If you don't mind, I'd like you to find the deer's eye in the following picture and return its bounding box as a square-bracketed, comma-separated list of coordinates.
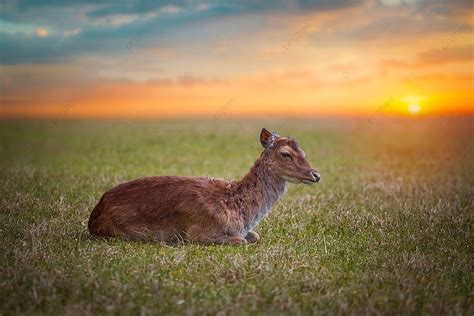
[280, 152, 292, 159]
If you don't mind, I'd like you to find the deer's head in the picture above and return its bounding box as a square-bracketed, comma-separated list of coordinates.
[260, 128, 320, 185]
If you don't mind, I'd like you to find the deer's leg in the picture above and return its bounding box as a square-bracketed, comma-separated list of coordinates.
[245, 231, 260, 244]
[191, 235, 247, 246]
[220, 236, 248, 245]
[186, 225, 247, 245]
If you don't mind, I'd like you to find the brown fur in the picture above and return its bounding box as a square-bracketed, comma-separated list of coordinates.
[88, 128, 320, 245]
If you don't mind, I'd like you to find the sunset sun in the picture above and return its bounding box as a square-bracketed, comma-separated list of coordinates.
[402, 96, 425, 116]
[408, 103, 421, 115]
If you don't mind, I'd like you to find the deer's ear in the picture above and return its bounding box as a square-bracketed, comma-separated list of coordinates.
[260, 128, 278, 148]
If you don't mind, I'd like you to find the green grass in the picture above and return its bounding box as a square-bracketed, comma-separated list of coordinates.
[1, 118, 473, 314]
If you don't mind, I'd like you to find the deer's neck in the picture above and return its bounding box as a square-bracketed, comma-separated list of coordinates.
[233, 156, 286, 234]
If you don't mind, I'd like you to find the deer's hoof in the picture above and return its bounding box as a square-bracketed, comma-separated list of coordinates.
[245, 231, 260, 244]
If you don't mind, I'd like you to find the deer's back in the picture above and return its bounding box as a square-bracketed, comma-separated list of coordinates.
[88, 176, 231, 241]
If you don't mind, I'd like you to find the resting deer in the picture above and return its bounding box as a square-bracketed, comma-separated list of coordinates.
[88, 128, 320, 245]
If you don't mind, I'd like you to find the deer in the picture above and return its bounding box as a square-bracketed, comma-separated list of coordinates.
[88, 128, 320, 245]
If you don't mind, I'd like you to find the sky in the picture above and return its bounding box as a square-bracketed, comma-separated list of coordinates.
[0, 0, 472, 118]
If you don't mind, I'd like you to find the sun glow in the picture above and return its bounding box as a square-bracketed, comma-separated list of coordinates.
[408, 103, 421, 115]
[35, 27, 48, 37]
[402, 96, 425, 116]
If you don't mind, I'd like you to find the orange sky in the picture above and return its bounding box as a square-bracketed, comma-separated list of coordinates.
[0, 0, 473, 118]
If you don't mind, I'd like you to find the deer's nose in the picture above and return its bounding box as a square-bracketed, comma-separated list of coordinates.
[310, 170, 321, 182]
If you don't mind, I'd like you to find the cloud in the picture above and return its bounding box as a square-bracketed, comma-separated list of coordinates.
[34, 28, 48, 37]
[85, 2, 174, 18]
[64, 28, 82, 36]
[0, 0, 366, 65]
[379, 0, 415, 7]
[415, 0, 473, 19]
[160, 5, 183, 14]
[419, 45, 473, 64]
[0, 32, 61, 64]
[85, 0, 363, 17]
[380, 45, 474, 69]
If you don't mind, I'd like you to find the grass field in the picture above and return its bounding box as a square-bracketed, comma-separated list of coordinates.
[1, 118, 473, 315]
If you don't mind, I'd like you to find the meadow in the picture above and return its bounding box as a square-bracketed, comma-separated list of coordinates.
[0, 118, 473, 315]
